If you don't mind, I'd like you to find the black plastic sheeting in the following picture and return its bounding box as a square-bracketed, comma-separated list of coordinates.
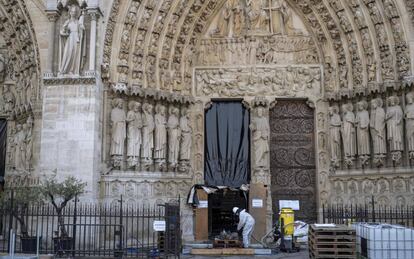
[204, 101, 250, 188]
[0, 120, 6, 184]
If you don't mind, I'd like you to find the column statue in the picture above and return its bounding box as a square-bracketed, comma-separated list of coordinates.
[58, 5, 85, 76]
[356, 100, 370, 165]
[342, 103, 356, 166]
[250, 107, 270, 168]
[386, 96, 403, 163]
[24, 116, 34, 171]
[370, 98, 386, 166]
[14, 124, 26, 171]
[406, 92, 414, 160]
[141, 103, 155, 167]
[167, 107, 181, 169]
[179, 107, 192, 165]
[328, 105, 341, 168]
[154, 104, 167, 170]
[126, 101, 142, 169]
[110, 99, 126, 168]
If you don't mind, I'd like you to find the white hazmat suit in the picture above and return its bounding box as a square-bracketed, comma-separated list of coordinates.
[233, 207, 255, 248]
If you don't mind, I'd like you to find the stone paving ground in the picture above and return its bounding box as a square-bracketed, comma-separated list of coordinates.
[182, 250, 309, 259]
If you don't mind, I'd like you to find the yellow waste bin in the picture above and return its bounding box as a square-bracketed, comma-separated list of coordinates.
[279, 208, 294, 236]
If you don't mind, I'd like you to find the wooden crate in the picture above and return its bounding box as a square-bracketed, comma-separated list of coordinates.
[309, 224, 356, 259]
[213, 239, 242, 248]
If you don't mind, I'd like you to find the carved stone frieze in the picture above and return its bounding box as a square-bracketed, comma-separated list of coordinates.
[195, 65, 321, 97]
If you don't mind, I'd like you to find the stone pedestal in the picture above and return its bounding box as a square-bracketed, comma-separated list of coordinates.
[39, 78, 102, 200]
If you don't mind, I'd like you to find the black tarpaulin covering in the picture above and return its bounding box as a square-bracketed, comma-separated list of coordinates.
[204, 101, 250, 188]
[0, 120, 6, 184]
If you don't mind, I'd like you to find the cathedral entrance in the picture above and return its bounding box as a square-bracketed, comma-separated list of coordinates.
[270, 100, 317, 223]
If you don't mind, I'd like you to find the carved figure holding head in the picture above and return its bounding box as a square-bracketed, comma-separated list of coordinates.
[59, 4, 85, 76]
[405, 92, 414, 160]
[328, 105, 341, 168]
[356, 100, 370, 165]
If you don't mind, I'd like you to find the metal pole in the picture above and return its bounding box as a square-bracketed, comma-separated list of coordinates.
[371, 196, 376, 223]
[119, 195, 123, 256]
[72, 195, 78, 257]
[8, 190, 14, 253]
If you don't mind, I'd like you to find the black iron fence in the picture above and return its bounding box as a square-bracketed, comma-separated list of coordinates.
[323, 199, 414, 227]
[0, 197, 181, 258]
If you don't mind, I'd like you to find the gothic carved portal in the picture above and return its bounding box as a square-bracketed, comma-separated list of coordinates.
[270, 100, 316, 223]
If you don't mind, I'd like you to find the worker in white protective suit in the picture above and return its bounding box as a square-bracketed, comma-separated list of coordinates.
[233, 207, 255, 248]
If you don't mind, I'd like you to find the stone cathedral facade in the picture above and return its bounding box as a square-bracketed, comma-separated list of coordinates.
[0, 0, 413, 241]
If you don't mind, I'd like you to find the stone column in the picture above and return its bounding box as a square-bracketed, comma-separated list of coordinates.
[86, 10, 99, 76]
[44, 11, 59, 78]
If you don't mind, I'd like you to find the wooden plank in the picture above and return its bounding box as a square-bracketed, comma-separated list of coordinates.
[191, 248, 255, 255]
[249, 183, 267, 244]
[194, 189, 209, 241]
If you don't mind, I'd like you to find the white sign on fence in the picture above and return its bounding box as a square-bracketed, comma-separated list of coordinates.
[153, 220, 166, 231]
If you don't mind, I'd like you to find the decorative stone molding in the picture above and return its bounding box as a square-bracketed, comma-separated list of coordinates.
[43, 76, 96, 86]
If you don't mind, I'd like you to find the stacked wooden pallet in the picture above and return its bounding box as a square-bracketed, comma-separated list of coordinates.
[309, 224, 356, 259]
[213, 239, 242, 248]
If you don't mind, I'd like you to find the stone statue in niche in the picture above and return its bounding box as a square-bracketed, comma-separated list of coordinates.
[250, 107, 270, 168]
[58, 5, 85, 76]
[126, 101, 142, 170]
[342, 103, 356, 166]
[141, 103, 155, 168]
[233, 1, 245, 36]
[265, 0, 292, 35]
[370, 98, 386, 166]
[328, 105, 341, 169]
[167, 107, 181, 169]
[405, 92, 414, 160]
[386, 96, 403, 163]
[356, 100, 370, 166]
[179, 107, 192, 171]
[110, 99, 126, 168]
[154, 104, 167, 170]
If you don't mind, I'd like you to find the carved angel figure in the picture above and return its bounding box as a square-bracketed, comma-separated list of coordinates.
[59, 5, 85, 76]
